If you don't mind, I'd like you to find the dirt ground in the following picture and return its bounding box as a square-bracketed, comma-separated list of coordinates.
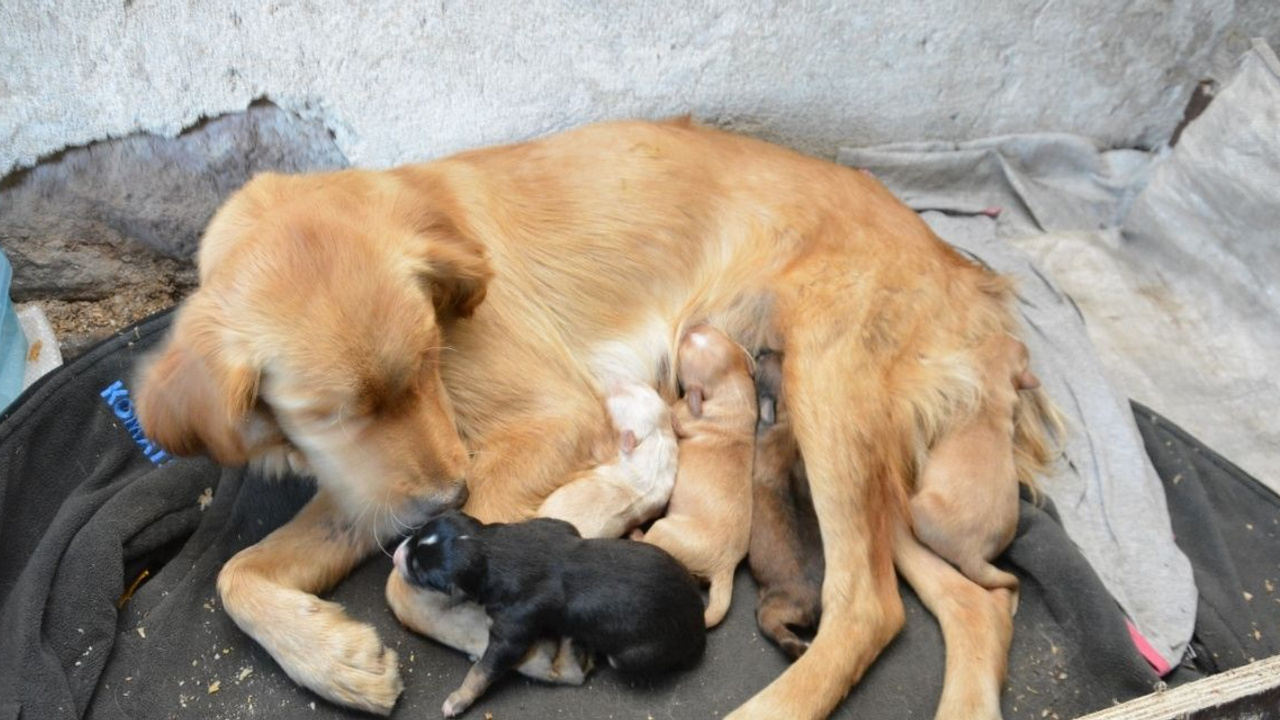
[24, 278, 192, 360]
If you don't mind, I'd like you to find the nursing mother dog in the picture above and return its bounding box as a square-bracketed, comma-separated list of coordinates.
[134, 117, 1059, 719]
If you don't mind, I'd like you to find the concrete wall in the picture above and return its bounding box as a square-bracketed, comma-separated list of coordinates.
[1, 0, 1253, 177]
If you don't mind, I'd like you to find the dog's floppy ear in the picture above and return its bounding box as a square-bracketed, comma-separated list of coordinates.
[412, 214, 493, 320]
[759, 396, 777, 426]
[686, 387, 704, 418]
[134, 296, 259, 466]
[422, 525, 487, 597]
[620, 430, 638, 455]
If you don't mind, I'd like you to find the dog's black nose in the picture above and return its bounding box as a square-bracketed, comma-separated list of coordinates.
[449, 482, 470, 508]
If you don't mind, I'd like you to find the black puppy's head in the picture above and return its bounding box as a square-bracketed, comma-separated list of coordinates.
[394, 510, 486, 598]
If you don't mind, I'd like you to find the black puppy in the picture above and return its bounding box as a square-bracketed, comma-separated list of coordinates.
[394, 510, 707, 717]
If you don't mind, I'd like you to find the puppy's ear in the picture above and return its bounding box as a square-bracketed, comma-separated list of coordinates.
[134, 296, 259, 465]
[686, 387, 704, 418]
[443, 534, 488, 598]
[759, 396, 777, 426]
[412, 214, 493, 320]
[620, 430, 638, 455]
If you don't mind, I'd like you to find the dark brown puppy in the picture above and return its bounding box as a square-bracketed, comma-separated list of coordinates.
[748, 352, 824, 659]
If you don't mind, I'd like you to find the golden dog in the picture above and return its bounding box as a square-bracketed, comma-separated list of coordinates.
[135, 118, 1059, 719]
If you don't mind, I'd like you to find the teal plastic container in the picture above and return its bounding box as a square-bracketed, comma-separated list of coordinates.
[0, 249, 28, 411]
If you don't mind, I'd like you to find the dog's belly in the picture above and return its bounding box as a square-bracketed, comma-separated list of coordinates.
[586, 314, 678, 396]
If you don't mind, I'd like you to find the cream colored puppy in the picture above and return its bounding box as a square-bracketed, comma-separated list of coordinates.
[538, 382, 679, 539]
[637, 325, 756, 627]
[910, 334, 1040, 594]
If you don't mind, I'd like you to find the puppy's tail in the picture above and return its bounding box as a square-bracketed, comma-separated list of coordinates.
[704, 570, 735, 628]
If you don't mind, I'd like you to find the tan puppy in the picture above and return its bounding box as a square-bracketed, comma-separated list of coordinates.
[637, 324, 756, 628]
[748, 352, 823, 659]
[911, 335, 1041, 593]
[134, 118, 1062, 719]
[537, 381, 679, 538]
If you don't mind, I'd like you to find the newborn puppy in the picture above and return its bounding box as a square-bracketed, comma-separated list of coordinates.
[910, 334, 1040, 594]
[395, 511, 706, 717]
[537, 381, 679, 538]
[748, 352, 824, 659]
[637, 324, 756, 628]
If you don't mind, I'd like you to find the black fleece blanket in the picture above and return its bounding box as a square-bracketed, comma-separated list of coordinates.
[1, 310, 1277, 720]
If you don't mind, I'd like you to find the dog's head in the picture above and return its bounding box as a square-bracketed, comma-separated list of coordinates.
[393, 511, 486, 597]
[134, 170, 490, 518]
[754, 351, 785, 428]
[676, 324, 753, 417]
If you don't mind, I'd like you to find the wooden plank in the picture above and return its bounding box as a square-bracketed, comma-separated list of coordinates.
[1078, 655, 1280, 719]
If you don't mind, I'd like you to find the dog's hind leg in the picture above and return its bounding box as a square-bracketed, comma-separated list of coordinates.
[728, 332, 908, 719]
[384, 571, 590, 685]
[703, 568, 736, 628]
[893, 520, 1012, 720]
[756, 594, 817, 660]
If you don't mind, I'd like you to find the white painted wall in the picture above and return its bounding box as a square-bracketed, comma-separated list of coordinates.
[1, 0, 1254, 176]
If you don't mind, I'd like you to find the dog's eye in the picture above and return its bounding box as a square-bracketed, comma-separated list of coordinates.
[300, 406, 347, 427]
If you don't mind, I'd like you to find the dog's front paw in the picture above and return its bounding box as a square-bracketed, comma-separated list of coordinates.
[272, 598, 404, 714]
[320, 620, 403, 714]
[442, 688, 477, 717]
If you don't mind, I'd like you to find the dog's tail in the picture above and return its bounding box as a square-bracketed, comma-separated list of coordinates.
[704, 570, 735, 628]
[1012, 384, 1065, 498]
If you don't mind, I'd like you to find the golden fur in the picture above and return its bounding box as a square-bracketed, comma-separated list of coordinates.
[636, 324, 757, 627]
[135, 118, 1060, 719]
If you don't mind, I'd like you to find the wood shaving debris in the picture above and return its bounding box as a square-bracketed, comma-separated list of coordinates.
[198, 487, 214, 511]
[208, 680, 221, 694]
[1244, 591, 1254, 601]
[237, 667, 252, 682]
[136, 627, 146, 638]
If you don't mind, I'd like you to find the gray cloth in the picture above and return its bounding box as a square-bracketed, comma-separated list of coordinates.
[1117, 39, 1280, 488]
[838, 141, 1198, 668]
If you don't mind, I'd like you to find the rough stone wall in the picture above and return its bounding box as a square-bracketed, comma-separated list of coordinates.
[0, 105, 346, 354]
[0, 1, 1242, 177]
